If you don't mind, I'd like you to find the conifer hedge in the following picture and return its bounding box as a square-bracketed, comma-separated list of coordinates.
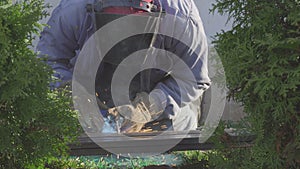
[208, 0, 300, 168]
[0, 0, 80, 168]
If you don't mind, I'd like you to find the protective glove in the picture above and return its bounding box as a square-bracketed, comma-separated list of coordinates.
[108, 104, 151, 133]
[108, 91, 166, 133]
[132, 92, 165, 121]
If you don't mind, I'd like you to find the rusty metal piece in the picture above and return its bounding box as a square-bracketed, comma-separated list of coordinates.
[141, 128, 153, 132]
[152, 122, 160, 126]
[160, 125, 167, 129]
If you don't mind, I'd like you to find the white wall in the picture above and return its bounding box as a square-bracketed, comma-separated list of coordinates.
[194, 0, 233, 44]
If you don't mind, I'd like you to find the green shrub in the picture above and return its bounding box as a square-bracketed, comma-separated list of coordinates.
[0, 0, 80, 168]
[43, 155, 169, 169]
[207, 0, 300, 168]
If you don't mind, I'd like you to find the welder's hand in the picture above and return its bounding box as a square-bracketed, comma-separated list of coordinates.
[132, 92, 165, 121]
[108, 91, 166, 133]
[108, 104, 151, 133]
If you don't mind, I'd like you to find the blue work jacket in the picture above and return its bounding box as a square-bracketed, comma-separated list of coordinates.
[37, 0, 211, 124]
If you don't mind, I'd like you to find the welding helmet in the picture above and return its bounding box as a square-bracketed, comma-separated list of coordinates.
[86, 0, 162, 65]
[87, 0, 164, 108]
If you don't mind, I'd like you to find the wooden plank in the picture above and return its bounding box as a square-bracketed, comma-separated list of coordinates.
[69, 130, 255, 156]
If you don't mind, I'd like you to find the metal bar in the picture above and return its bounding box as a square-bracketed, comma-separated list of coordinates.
[68, 130, 255, 156]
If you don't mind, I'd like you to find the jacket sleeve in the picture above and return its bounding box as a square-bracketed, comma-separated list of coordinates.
[151, 4, 211, 120]
[36, 1, 80, 88]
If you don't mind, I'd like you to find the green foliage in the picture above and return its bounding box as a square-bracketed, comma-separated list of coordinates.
[0, 0, 80, 168]
[41, 155, 172, 169]
[208, 0, 300, 168]
[174, 150, 209, 168]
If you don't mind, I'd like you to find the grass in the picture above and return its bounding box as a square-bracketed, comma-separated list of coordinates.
[42, 151, 209, 169]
